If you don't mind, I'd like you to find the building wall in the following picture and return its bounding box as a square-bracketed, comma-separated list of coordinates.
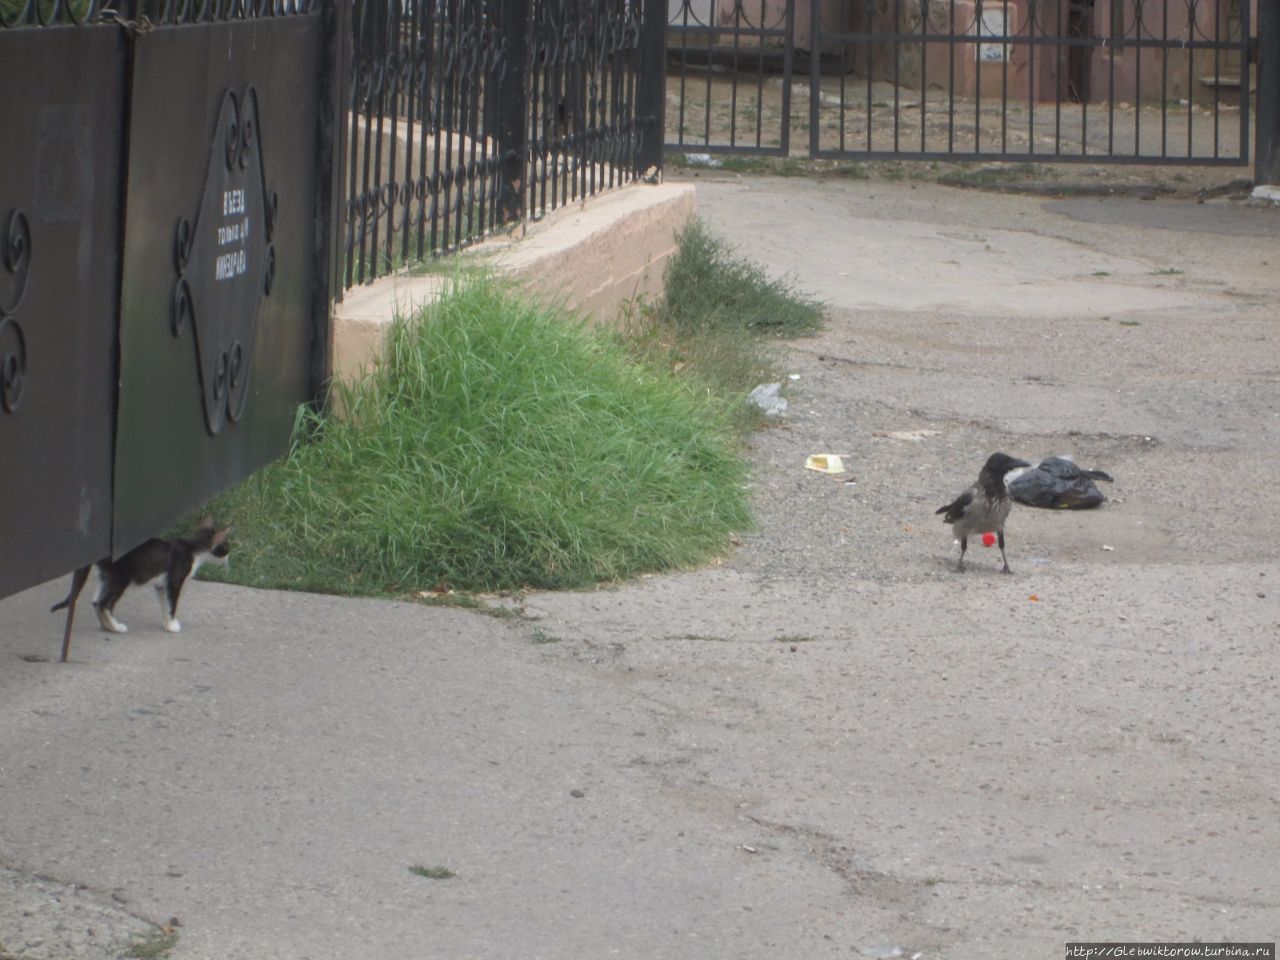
[1086, 0, 1248, 107]
[810, 0, 1250, 106]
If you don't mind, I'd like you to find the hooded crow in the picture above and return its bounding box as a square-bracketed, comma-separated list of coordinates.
[936, 452, 1031, 573]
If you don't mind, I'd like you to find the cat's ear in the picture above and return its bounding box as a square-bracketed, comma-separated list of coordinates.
[198, 516, 216, 532]
[213, 524, 233, 545]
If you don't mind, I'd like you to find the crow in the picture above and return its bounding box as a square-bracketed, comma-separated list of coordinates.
[936, 452, 1031, 574]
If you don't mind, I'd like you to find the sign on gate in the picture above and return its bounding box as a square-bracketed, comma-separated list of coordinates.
[173, 87, 276, 437]
[113, 18, 324, 555]
[0, 5, 334, 601]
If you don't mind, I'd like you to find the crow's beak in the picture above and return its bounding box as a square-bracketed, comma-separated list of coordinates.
[1012, 459, 1031, 469]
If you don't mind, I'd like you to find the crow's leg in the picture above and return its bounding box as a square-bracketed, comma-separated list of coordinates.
[956, 536, 968, 572]
[998, 531, 1012, 574]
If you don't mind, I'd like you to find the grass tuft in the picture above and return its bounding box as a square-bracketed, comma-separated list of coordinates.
[661, 218, 823, 339]
[121, 930, 178, 960]
[409, 865, 456, 879]
[205, 275, 751, 595]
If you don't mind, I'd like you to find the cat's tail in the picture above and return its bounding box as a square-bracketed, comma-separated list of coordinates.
[50, 565, 93, 614]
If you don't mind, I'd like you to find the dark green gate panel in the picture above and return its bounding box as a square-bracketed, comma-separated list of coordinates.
[0, 26, 126, 598]
[114, 17, 323, 555]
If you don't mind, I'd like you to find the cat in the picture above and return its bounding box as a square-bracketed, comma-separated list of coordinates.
[52, 519, 232, 643]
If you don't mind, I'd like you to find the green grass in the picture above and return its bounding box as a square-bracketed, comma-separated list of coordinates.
[616, 297, 778, 437]
[944, 161, 1052, 186]
[716, 155, 811, 177]
[659, 218, 823, 340]
[195, 219, 822, 599]
[415, 590, 519, 619]
[121, 930, 178, 960]
[409, 864, 456, 879]
[1, 0, 102, 23]
[203, 273, 753, 595]
[615, 218, 823, 435]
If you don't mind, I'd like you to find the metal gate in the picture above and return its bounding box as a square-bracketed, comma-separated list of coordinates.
[0, 23, 128, 597]
[666, 0, 796, 154]
[666, 0, 1256, 164]
[113, 14, 328, 551]
[0, 1, 340, 600]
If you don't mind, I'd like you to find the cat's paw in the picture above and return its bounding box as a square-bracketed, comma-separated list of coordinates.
[95, 606, 127, 634]
[164, 620, 182, 634]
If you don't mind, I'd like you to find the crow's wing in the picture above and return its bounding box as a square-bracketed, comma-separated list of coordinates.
[936, 489, 974, 523]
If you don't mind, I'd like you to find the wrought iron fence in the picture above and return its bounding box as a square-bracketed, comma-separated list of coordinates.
[344, 0, 663, 289]
[663, 0, 1256, 165]
[666, 0, 794, 155]
[526, 0, 647, 219]
[808, 0, 1252, 163]
[0, 0, 315, 27]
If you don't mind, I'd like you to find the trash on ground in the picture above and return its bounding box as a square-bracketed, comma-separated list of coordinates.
[787, 373, 801, 380]
[684, 152, 722, 168]
[1008, 456, 1113, 509]
[858, 946, 905, 959]
[1028, 594, 1040, 602]
[805, 454, 846, 474]
[748, 382, 787, 417]
[1102, 544, 1115, 551]
[873, 429, 940, 442]
[981, 532, 996, 547]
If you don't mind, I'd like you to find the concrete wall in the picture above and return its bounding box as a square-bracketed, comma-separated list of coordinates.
[828, 0, 1247, 106]
[332, 182, 696, 388]
[1085, 0, 1248, 107]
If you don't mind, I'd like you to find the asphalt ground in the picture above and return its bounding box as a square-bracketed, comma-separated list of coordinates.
[2, 175, 1277, 959]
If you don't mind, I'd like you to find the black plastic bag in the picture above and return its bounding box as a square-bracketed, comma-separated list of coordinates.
[1008, 457, 1113, 509]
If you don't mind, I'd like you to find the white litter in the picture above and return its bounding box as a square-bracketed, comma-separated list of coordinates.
[747, 382, 787, 417]
[805, 454, 846, 474]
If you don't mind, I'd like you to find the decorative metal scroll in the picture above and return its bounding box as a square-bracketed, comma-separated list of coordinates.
[525, 0, 643, 216]
[343, 0, 649, 288]
[345, 0, 511, 284]
[0, 0, 99, 28]
[665, 0, 793, 156]
[0, 210, 30, 414]
[895, 0, 1247, 52]
[668, 0, 788, 34]
[172, 87, 275, 435]
[0, 0, 315, 29]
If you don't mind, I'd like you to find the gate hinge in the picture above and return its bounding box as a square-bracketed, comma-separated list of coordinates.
[96, 9, 157, 35]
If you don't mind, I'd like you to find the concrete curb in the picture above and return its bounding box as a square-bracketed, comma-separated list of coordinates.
[332, 182, 696, 387]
